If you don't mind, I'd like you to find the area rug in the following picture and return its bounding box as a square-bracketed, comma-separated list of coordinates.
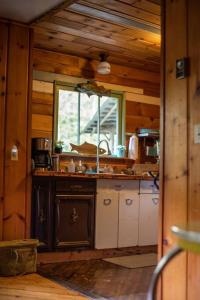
[103, 253, 157, 269]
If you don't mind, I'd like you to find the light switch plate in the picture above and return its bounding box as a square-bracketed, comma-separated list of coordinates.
[194, 124, 200, 144]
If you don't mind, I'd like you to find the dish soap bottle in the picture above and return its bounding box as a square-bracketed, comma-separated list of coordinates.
[68, 159, 75, 173]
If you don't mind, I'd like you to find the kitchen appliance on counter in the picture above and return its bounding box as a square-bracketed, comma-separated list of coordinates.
[137, 129, 160, 164]
[32, 138, 52, 170]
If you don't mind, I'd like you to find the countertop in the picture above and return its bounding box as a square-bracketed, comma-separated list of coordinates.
[32, 170, 154, 180]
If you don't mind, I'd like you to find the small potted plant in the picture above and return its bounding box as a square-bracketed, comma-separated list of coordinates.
[116, 145, 126, 157]
[54, 140, 64, 154]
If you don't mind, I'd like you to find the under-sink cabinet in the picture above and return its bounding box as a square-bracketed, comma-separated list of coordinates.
[31, 177, 95, 251]
[138, 193, 159, 246]
[95, 180, 140, 249]
[95, 179, 159, 249]
[138, 180, 159, 246]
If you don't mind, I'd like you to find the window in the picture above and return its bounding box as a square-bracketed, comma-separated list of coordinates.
[54, 82, 125, 156]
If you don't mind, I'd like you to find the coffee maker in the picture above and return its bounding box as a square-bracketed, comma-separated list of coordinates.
[32, 138, 52, 170]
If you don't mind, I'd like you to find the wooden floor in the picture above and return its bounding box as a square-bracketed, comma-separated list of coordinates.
[38, 259, 154, 300]
[0, 273, 88, 300]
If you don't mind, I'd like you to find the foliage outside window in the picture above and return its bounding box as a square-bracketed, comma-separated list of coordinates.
[54, 82, 125, 156]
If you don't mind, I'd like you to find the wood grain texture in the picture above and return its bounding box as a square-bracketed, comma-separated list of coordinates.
[37, 245, 156, 264]
[3, 24, 31, 240]
[32, 1, 161, 73]
[162, 0, 188, 299]
[0, 23, 8, 240]
[25, 28, 34, 238]
[32, 114, 53, 133]
[126, 101, 160, 133]
[33, 48, 160, 97]
[33, 47, 160, 81]
[0, 273, 87, 300]
[187, 0, 200, 299]
[38, 259, 154, 299]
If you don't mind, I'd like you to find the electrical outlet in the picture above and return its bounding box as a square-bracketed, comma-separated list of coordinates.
[194, 124, 200, 144]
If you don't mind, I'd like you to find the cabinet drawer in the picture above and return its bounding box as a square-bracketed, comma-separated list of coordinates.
[97, 179, 139, 192]
[140, 180, 159, 194]
[56, 180, 96, 193]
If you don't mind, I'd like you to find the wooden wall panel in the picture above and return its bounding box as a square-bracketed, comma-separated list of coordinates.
[33, 48, 160, 97]
[162, 0, 188, 299]
[31, 79, 160, 140]
[3, 24, 31, 240]
[32, 83, 54, 138]
[0, 23, 8, 240]
[187, 0, 200, 298]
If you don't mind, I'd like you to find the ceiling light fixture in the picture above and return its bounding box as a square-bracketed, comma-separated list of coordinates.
[96, 53, 111, 75]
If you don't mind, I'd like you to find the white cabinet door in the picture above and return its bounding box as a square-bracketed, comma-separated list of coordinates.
[118, 192, 139, 247]
[138, 194, 159, 246]
[95, 191, 118, 249]
[140, 180, 159, 194]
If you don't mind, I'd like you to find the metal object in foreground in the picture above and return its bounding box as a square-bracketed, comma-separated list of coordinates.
[147, 225, 200, 300]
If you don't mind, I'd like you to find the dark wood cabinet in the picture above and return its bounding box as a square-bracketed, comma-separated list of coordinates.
[32, 177, 52, 251]
[31, 177, 95, 252]
[55, 194, 94, 249]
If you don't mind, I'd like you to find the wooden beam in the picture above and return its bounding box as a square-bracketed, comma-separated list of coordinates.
[25, 28, 34, 238]
[0, 23, 8, 240]
[162, 0, 188, 299]
[188, 0, 200, 299]
[3, 24, 31, 240]
[68, 2, 160, 34]
[125, 92, 160, 105]
[30, 0, 78, 25]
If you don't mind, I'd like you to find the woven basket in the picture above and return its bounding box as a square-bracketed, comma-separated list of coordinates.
[0, 239, 39, 276]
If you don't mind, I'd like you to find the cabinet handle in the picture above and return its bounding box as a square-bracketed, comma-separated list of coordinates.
[104, 198, 112, 206]
[114, 184, 124, 190]
[69, 185, 82, 189]
[71, 208, 79, 223]
[152, 198, 159, 205]
[125, 198, 133, 205]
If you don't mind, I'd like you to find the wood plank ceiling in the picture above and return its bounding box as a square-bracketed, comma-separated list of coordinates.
[32, 0, 161, 73]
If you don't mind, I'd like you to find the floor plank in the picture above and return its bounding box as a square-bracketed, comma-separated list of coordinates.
[0, 273, 88, 300]
[38, 259, 154, 299]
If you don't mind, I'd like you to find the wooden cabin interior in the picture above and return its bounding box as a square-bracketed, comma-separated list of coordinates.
[0, 0, 200, 299]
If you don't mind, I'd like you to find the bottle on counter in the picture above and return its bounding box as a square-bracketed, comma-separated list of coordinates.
[128, 133, 138, 160]
[77, 160, 85, 173]
[68, 159, 75, 173]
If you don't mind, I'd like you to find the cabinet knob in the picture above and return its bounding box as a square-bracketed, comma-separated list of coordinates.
[104, 198, 112, 206]
[125, 198, 133, 205]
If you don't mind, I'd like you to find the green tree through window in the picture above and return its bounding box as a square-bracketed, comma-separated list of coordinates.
[54, 82, 125, 156]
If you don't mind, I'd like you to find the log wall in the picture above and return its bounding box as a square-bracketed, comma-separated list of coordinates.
[32, 48, 160, 140]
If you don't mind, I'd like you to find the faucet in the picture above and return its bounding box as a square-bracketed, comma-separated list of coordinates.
[96, 139, 111, 173]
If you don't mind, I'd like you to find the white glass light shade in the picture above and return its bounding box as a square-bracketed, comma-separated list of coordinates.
[97, 61, 111, 75]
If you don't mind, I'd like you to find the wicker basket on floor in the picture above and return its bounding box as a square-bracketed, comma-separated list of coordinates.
[0, 239, 39, 276]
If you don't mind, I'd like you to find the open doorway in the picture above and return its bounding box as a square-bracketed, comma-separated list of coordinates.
[31, 0, 162, 299]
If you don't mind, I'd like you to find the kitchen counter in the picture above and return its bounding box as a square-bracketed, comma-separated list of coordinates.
[32, 170, 154, 180]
